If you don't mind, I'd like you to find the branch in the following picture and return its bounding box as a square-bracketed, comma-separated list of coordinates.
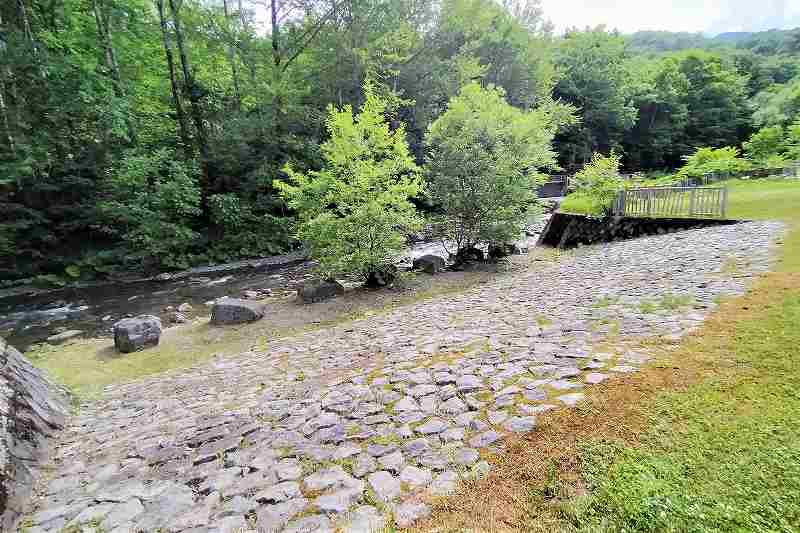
[280, 0, 337, 72]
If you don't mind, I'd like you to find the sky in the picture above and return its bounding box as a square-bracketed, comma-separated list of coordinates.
[539, 0, 800, 35]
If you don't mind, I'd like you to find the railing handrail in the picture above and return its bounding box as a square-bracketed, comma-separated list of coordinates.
[613, 186, 728, 219]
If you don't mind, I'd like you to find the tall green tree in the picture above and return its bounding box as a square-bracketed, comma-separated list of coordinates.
[424, 82, 567, 255]
[673, 50, 749, 152]
[552, 28, 638, 169]
[276, 83, 423, 283]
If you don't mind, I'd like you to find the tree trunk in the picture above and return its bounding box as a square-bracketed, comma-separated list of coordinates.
[93, 0, 136, 142]
[0, 86, 15, 157]
[168, 0, 208, 162]
[155, 0, 191, 155]
[168, 0, 212, 205]
[222, 0, 241, 109]
[0, 11, 16, 156]
[16, 0, 37, 54]
[237, 0, 257, 82]
[271, 0, 280, 67]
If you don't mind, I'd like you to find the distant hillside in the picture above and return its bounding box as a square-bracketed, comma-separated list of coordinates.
[627, 28, 800, 54]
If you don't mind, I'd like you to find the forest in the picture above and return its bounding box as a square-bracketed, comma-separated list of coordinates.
[1, 0, 799, 282]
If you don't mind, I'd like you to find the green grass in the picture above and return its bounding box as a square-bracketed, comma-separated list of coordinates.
[553, 177, 800, 532]
[721, 178, 800, 272]
[558, 192, 606, 216]
[568, 282, 800, 532]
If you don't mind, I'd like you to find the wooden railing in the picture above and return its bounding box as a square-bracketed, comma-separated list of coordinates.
[612, 187, 728, 219]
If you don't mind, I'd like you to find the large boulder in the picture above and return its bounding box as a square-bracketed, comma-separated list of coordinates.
[413, 254, 446, 274]
[365, 265, 398, 288]
[113, 315, 162, 353]
[297, 280, 345, 304]
[488, 243, 524, 260]
[454, 247, 484, 264]
[210, 297, 265, 325]
[1, 337, 69, 531]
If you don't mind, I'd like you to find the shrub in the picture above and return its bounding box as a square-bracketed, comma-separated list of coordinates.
[568, 151, 625, 215]
[676, 146, 751, 179]
[275, 83, 423, 283]
[786, 120, 800, 161]
[98, 148, 202, 270]
[207, 193, 291, 261]
[743, 126, 787, 163]
[424, 82, 563, 256]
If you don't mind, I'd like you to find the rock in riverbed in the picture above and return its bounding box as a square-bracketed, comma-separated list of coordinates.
[210, 297, 266, 325]
[297, 280, 345, 304]
[113, 315, 161, 353]
[46, 330, 84, 344]
[413, 255, 446, 274]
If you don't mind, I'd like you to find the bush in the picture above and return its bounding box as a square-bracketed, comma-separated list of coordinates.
[424, 83, 564, 256]
[744, 126, 787, 163]
[676, 146, 751, 179]
[568, 151, 625, 215]
[275, 83, 423, 282]
[98, 148, 202, 270]
[207, 193, 291, 261]
[785, 120, 800, 161]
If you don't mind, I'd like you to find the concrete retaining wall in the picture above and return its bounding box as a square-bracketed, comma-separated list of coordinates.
[537, 212, 740, 248]
[1, 336, 68, 531]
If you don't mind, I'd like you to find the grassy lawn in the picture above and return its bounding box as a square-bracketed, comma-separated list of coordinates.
[411, 179, 800, 532]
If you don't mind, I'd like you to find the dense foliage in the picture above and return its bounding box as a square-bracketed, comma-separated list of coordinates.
[276, 84, 423, 282]
[424, 83, 565, 255]
[564, 152, 624, 216]
[1, 0, 798, 281]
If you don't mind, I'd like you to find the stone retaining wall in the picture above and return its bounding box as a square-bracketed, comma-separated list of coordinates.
[537, 212, 740, 248]
[0, 336, 68, 531]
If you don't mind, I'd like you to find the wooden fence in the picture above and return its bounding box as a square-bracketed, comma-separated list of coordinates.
[612, 187, 728, 219]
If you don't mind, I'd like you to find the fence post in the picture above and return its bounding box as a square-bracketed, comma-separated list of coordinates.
[721, 187, 728, 218]
[688, 188, 697, 217]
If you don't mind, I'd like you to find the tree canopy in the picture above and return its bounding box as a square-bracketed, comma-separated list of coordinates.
[1, 0, 798, 281]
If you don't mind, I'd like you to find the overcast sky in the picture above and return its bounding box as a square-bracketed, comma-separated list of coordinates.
[539, 0, 800, 35]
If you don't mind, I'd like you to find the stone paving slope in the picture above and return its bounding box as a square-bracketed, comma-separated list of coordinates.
[24, 222, 782, 533]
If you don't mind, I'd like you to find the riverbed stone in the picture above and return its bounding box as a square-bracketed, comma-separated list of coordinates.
[413, 254, 447, 274]
[256, 497, 309, 532]
[367, 471, 401, 502]
[46, 330, 84, 344]
[342, 505, 385, 532]
[210, 297, 265, 325]
[297, 280, 345, 304]
[113, 315, 161, 353]
[584, 372, 608, 384]
[469, 430, 501, 448]
[284, 514, 333, 533]
[503, 416, 536, 433]
[18, 222, 782, 532]
[557, 393, 585, 407]
[393, 502, 431, 527]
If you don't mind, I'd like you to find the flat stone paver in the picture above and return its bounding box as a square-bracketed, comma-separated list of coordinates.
[24, 222, 782, 531]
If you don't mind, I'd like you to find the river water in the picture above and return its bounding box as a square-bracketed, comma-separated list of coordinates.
[0, 207, 556, 353]
[0, 239, 475, 352]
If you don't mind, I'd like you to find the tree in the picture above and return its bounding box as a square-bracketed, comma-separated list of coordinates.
[567, 151, 624, 215]
[676, 146, 750, 179]
[743, 125, 787, 163]
[674, 51, 749, 152]
[275, 83, 423, 284]
[424, 82, 565, 257]
[622, 56, 690, 169]
[751, 76, 800, 128]
[98, 148, 202, 270]
[552, 28, 638, 170]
